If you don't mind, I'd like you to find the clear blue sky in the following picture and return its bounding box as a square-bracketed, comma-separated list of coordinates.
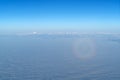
[0, 0, 120, 34]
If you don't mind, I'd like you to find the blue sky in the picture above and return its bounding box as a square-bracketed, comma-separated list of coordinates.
[0, 0, 120, 34]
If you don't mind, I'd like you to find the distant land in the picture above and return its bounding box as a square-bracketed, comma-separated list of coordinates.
[0, 32, 120, 40]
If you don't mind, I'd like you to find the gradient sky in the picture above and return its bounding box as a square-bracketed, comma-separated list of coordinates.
[0, 0, 120, 34]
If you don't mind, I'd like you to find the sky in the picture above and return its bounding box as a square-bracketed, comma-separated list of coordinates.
[0, 0, 120, 34]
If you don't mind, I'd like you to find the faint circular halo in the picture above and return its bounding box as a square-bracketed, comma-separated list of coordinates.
[73, 38, 96, 60]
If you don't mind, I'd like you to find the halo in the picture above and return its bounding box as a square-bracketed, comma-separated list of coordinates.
[73, 38, 96, 60]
